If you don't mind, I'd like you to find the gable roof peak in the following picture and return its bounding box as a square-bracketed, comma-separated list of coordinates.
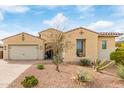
[2, 32, 44, 41]
[39, 28, 62, 34]
[65, 26, 99, 34]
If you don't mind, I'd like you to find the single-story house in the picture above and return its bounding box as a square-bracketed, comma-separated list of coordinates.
[1, 27, 123, 62]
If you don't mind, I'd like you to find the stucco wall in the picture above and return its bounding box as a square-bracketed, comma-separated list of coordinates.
[3, 28, 116, 62]
[39, 28, 99, 62]
[39, 29, 62, 43]
[98, 36, 115, 61]
[3, 33, 44, 60]
[64, 28, 98, 62]
[0, 47, 3, 51]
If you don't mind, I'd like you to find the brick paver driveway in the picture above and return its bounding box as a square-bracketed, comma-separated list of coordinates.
[0, 60, 34, 88]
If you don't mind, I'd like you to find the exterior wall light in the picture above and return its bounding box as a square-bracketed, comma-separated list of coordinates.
[80, 31, 83, 35]
[22, 34, 25, 41]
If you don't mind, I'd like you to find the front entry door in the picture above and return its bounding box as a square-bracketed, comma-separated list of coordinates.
[45, 49, 53, 59]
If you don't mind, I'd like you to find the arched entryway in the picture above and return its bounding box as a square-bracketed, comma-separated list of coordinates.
[44, 43, 53, 59]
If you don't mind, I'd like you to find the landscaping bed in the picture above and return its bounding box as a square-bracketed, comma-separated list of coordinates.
[8, 63, 124, 88]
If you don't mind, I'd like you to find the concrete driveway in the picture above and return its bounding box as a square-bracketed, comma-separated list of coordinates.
[0, 60, 34, 88]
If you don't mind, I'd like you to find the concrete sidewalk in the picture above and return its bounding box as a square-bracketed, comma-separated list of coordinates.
[0, 60, 32, 88]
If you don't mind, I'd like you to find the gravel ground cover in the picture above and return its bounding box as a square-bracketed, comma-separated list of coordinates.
[8, 63, 124, 88]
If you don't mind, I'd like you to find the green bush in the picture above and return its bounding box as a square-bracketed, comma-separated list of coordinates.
[117, 64, 124, 80]
[80, 59, 91, 66]
[77, 71, 89, 82]
[110, 51, 124, 65]
[116, 47, 124, 51]
[21, 75, 38, 88]
[36, 64, 44, 70]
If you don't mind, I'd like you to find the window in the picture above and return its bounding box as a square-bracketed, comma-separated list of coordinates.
[76, 39, 85, 57]
[102, 40, 107, 49]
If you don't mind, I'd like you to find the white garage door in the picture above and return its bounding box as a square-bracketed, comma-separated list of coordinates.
[9, 45, 38, 60]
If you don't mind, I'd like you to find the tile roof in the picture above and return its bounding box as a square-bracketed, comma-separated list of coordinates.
[98, 32, 123, 37]
[39, 27, 123, 37]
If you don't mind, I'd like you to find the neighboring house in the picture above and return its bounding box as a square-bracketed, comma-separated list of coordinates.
[115, 40, 124, 50]
[1, 27, 123, 62]
[0, 44, 3, 59]
[116, 40, 124, 43]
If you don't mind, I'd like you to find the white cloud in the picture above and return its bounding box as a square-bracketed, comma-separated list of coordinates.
[112, 25, 124, 32]
[43, 13, 68, 29]
[86, 20, 124, 41]
[114, 25, 124, 41]
[87, 20, 114, 32]
[0, 6, 29, 22]
[117, 36, 124, 41]
[77, 5, 94, 12]
[0, 6, 29, 13]
[0, 41, 3, 45]
[76, 5, 94, 19]
[0, 30, 13, 40]
[0, 6, 29, 39]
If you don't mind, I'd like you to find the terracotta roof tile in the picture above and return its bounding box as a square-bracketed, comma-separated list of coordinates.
[99, 32, 123, 37]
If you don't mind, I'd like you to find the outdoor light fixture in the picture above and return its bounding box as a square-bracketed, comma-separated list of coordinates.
[80, 30, 83, 35]
[22, 33, 25, 41]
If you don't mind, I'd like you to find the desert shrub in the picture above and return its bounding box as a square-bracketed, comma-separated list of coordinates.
[110, 51, 124, 65]
[77, 71, 89, 82]
[116, 48, 124, 51]
[94, 60, 114, 72]
[80, 59, 91, 66]
[117, 64, 124, 80]
[21, 75, 38, 88]
[116, 43, 122, 47]
[36, 64, 44, 70]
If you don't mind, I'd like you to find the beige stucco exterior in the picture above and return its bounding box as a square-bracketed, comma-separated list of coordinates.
[0, 47, 2, 51]
[2, 27, 120, 62]
[39, 28, 62, 43]
[2, 32, 44, 60]
[98, 36, 115, 60]
[63, 28, 98, 62]
[39, 28, 118, 62]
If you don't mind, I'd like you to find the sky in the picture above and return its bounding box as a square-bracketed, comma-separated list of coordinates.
[0, 5, 124, 41]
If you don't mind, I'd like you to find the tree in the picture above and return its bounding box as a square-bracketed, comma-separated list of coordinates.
[49, 31, 70, 72]
[43, 17, 70, 72]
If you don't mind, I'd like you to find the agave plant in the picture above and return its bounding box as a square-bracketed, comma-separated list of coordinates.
[76, 71, 89, 82]
[117, 64, 124, 80]
[94, 60, 114, 72]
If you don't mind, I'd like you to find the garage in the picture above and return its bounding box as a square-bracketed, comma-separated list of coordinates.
[2, 32, 44, 60]
[8, 45, 38, 60]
